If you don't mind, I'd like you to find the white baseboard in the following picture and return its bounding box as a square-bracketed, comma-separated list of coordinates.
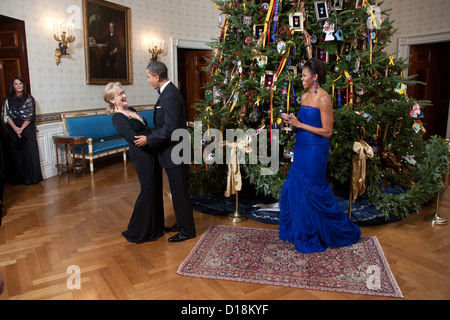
[36, 122, 65, 180]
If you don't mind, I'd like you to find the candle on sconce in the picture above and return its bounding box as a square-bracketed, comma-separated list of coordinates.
[59, 21, 65, 35]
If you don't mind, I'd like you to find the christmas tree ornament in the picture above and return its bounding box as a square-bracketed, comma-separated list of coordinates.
[355, 111, 373, 121]
[352, 36, 358, 49]
[237, 105, 248, 124]
[334, 28, 344, 41]
[404, 154, 417, 166]
[256, 55, 268, 68]
[382, 144, 403, 172]
[277, 41, 287, 54]
[367, 4, 382, 30]
[303, 30, 313, 59]
[323, 21, 335, 41]
[413, 120, 426, 135]
[289, 12, 304, 32]
[245, 36, 253, 47]
[316, 48, 329, 63]
[249, 105, 260, 123]
[254, 24, 265, 40]
[393, 117, 403, 136]
[205, 90, 212, 103]
[243, 16, 252, 25]
[344, 70, 354, 106]
[314, 1, 329, 21]
[262, 70, 275, 87]
[395, 83, 407, 96]
[410, 102, 423, 118]
[353, 58, 361, 73]
[356, 0, 368, 9]
[297, 1, 306, 16]
[355, 86, 365, 95]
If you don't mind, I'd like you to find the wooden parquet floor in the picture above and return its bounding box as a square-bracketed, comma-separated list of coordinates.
[0, 158, 449, 301]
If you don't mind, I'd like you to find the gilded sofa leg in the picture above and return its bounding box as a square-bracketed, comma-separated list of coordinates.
[88, 138, 94, 175]
[123, 150, 127, 165]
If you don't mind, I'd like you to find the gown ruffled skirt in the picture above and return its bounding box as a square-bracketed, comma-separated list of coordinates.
[279, 106, 361, 254]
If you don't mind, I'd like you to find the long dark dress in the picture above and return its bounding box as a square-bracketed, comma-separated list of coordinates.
[112, 109, 164, 243]
[279, 105, 361, 254]
[2, 95, 43, 185]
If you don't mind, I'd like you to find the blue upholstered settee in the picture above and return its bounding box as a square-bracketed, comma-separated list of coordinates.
[61, 106, 155, 175]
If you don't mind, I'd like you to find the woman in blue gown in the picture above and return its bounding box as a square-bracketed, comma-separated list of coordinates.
[280, 59, 361, 254]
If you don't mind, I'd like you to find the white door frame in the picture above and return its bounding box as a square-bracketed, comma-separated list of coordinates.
[170, 38, 212, 88]
[398, 31, 450, 77]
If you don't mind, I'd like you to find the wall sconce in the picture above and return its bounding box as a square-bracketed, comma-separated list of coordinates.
[148, 39, 165, 63]
[53, 21, 75, 65]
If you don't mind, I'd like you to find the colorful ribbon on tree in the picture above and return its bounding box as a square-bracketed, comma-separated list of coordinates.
[344, 71, 353, 107]
[263, 0, 275, 48]
[271, 0, 280, 44]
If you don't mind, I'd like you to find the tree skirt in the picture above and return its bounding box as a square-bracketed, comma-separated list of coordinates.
[191, 190, 402, 226]
[178, 225, 403, 299]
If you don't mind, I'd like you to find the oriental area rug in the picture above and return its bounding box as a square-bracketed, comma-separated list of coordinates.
[177, 225, 403, 299]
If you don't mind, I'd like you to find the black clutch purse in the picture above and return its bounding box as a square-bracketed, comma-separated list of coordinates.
[15, 135, 28, 150]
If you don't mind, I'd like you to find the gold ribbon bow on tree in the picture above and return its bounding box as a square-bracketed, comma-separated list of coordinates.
[221, 139, 252, 197]
[351, 140, 374, 202]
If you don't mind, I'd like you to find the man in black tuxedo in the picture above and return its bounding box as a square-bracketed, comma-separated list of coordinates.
[134, 61, 195, 242]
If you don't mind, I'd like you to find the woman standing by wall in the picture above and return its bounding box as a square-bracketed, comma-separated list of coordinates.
[2, 77, 43, 185]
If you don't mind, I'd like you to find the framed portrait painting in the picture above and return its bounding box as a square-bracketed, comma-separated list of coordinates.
[83, 0, 131, 84]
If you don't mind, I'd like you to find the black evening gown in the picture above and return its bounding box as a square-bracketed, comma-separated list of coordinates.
[112, 109, 164, 243]
[3, 96, 43, 185]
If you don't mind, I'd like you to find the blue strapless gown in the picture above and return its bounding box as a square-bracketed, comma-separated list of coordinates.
[279, 106, 361, 254]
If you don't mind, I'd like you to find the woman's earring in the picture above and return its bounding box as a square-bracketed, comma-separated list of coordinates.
[314, 79, 317, 94]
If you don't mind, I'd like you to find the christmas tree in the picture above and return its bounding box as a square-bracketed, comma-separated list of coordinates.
[191, 0, 450, 220]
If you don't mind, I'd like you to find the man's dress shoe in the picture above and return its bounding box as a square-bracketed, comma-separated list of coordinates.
[168, 232, 196, 243]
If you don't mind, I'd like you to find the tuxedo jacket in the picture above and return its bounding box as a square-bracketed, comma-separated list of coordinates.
[146, 81, 187, 168]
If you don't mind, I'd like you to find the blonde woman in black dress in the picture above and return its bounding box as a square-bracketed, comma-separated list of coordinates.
[103, 82, 164, 243]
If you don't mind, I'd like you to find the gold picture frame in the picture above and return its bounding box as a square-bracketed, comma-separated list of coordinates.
[83, 0, 132, 85]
